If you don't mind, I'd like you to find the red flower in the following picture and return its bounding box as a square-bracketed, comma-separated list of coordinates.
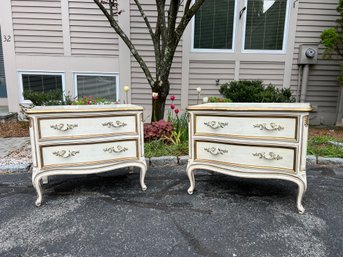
[174, 108, 180, 114]
[170, 95, 175, 101]
[170, 104, 175, 110]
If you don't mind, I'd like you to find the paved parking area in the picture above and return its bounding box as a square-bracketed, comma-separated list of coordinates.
[0, 165, 342, 257]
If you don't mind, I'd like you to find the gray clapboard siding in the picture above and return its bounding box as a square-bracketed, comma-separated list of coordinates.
[188, 60, 235, 105]
[69, 0, 119, 57]
[129, 0, 182, 113]
[11, 0, 64, 55]
[239, 61, 285, 87]
[290, 0, 340, 124]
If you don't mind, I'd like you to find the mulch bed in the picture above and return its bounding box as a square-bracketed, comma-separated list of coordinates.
[309, 127, 343, 140]
[0, 121, 30, 137]
[1, 120, 343, 140]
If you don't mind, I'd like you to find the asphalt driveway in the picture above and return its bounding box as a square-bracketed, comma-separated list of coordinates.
[0, 165, 342, 257]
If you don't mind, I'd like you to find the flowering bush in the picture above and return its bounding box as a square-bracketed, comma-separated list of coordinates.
[71, 96, 118, 105]
[144, 120, 173, 141]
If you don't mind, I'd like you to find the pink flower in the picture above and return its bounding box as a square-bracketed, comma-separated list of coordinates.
[170, 104, 175, 110]
[170, 95, 175, 101]
[174, 108, 180, 114]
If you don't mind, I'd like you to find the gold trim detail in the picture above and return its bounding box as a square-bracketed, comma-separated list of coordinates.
[204, 147, 228, 156]
[204, 121, 228, 129]
[103, 145, 128, 153]
[252, 152, 283, 161]
[253, 123, 284, 131]
[50, 123, 78, 131]
[53, 150, 80, 158]
[304, 116, 309, 127]
[102, 121, 127, 128]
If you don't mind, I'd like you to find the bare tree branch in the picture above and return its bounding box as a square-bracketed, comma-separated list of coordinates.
[184, 0, 192, 13]
[133, 0, 155, 42]
[93, 0, 155, 87]
[175, 0, 205, 44]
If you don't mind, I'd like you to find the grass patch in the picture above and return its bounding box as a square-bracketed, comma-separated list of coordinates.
[144, 140, 188, 158]
[307, 135, 343, 158]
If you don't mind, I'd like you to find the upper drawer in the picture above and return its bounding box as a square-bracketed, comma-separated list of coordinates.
[194, 115, 298, 141]
[38, 115, 137, 140]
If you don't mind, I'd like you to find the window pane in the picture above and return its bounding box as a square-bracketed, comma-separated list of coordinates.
[77, 75, 117, 100]
[194, 0, 235, 49]
[245, 0, 287, 50]
[22, 74, 62, 93]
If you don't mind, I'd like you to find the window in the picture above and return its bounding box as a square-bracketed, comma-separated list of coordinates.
[244, 0, 288, 51]
[19, 72, 64, 102]
[74, 73, 118, 101]
[193, 0, 236, 50]
[192, 0, 290, 52]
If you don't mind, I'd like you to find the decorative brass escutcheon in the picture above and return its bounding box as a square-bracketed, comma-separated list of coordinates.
[53, 150, 80, 158]
[252, 152, 283, 160]
[204, 121, 229, 129]
[204, 147, 228, 156]
[253, 122, 284, 131]
[102, 121, 127, 128]
[50, 123, 78, 131]
[103, 145, 128, 153]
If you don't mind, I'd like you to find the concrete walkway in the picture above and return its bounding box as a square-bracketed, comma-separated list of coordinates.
[0, 164, 342, 257]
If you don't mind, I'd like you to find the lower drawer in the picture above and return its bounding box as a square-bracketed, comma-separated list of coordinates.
[195, 141, 296, 172]
[40, 139, 138, 168]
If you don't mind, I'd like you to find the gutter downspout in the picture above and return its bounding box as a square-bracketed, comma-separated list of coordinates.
[300, 64, 310, 103]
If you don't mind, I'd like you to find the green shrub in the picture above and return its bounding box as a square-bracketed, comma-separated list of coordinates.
[23, 89, 67, 106]
[208, 96, 232, 103]
[219, 80, 295, 103]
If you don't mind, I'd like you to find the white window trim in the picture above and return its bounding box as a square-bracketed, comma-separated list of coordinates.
[241, 0, 291, 54]
[18, 70, 66, 104]
[73, 72, 120, 101]
[191, 0, 238, 53]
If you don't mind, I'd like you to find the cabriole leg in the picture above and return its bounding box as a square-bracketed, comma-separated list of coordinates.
[296, 182, 306, 214]
[187, 166, 195, 194]
[33, 176, 43, 207]
[140, 166, 147, 191]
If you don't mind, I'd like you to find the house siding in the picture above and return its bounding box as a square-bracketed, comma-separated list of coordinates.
[290, 0, 341, 125]
[69, 0, 119, 57]
[11, 0, 64, 55]
[239, 61, 285, 87]
[188, 60, 235, 105]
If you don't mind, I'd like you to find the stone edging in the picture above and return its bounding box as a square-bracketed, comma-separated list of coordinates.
[148, 155, 343, 167]
[1, 155, 342, 173]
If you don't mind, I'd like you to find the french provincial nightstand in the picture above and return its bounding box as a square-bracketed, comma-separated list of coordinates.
[27, 104, 147, 206]
[186, 103, 311, 214]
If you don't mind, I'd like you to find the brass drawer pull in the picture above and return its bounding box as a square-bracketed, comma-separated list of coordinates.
[53, 150, 80, 158]
[253, 123, 284, 131]
[252, 152, 283, 160]
[204, 121, 228, 129]
[50, 123, 78, 131]
[102, 121, 127, 128]
[204, 147, 228, 156]
[104, 145, 128, 153]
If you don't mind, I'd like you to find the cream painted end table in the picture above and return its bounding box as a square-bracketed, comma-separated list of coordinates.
[186, 103, 312, 214]
[27, 104, 147, 206]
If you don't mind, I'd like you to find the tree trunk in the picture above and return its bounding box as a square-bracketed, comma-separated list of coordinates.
[151, 80, 170, 122]
[151, 97, 166, 122]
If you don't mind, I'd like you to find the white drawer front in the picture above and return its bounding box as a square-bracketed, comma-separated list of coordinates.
[41, 140, 137, 168]
[39, 115, 137, 140]
[195, 115, 297, 141]
[195, 141, 295, 172]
